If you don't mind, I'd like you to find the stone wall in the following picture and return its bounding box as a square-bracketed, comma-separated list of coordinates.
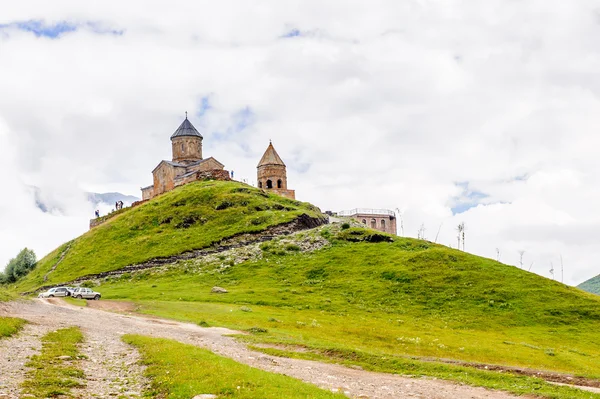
[257, 164, 288, 190]
[171, 136, 202, 163]
[352, 214, 397, 235]
[153, 162, 185, 197]
[174, 169, 231, 187]
[141, 186, 154, 201]
[89, 200, 148, 230]
[265, 188, 296, 200]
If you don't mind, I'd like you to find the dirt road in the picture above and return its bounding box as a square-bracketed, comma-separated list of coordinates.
[0, 299, 522, 399]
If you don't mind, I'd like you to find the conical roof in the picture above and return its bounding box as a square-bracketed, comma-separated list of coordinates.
[257, 142, 286, 167]
[170, 117, 203, 139]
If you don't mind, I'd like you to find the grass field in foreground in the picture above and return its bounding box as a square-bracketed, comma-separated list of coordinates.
[249, 344, 597, 399]
[95, 227, 600, 398]
[16, 180, 323, 292]
[21, 327, 85, 398]
[124, 334, 344, 399]
[0, 317, 26, 339]
[0, 288, 16, 302]
[99, 228, 600, 378]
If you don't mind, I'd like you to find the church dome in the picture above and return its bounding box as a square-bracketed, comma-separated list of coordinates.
[170, 117, 203, 140]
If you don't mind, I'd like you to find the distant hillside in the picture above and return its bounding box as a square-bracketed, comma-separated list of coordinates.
[31, 185, 139, 214]
[87, 192, 139, 208]
[578, 274, 600, 295]
[17, 180, 323, 291]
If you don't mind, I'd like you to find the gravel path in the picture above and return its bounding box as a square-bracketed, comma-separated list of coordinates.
[72, 327, 147, 398]
[0, 299, 522, 399]
[0, 323, 53, 399]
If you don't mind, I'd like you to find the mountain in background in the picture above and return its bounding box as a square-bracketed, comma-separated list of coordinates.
[578, 275, 600, 295]
[87, 192, 139, 208]
[31, 186, 139, 214]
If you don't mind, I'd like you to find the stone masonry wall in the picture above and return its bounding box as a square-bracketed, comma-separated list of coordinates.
[174, 169, 231, 187]
[352, 214, 397, 235]
[257, 164, 288, 190]
[172, 136, 202, 163]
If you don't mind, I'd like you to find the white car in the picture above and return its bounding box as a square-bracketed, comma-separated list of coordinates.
[71, 287, 101, 300]
[38, 287, 71, 298]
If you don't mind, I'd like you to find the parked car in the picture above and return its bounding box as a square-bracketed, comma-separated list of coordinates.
[71, 287, 101, 300]
[38, 287, 71, 298]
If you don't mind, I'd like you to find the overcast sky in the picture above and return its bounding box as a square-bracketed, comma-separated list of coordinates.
[1, 0, 600, 286]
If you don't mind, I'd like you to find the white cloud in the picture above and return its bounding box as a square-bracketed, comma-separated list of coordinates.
[1, 0, 600, 285]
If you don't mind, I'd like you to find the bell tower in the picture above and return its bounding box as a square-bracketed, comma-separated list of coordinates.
[257, 142, 295, 199]
[171, 115, 203, 164]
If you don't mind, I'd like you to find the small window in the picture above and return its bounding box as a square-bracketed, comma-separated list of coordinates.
[266, 180, 273, 189]
[277, 179, 282, 188]
[381, 219, 386, 229]
[181, 143, 184, 152]
[371, 219, 376, 229]
[362, 219, 366, 224]
[258, 181, 263, 188]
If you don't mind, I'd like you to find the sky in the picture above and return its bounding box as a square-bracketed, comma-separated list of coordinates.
[1, 0, 600, 286]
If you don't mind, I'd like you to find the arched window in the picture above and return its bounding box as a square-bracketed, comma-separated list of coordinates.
[371, 219, 376, 229]
[381, 219, 386, 229]
[362, 219, 367, 224]
[258, 181, 263, 188]
[181, 143, 184, 152]
[266, 180, 273, 189]
[277, 179, 282, 188]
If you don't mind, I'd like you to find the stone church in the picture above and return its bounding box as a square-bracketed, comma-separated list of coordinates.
[141, 116, 295, 200]
[141, 116, 230, 200]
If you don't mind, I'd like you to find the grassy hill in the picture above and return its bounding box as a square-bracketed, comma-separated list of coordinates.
[98, 229, 600, 375]
[15, 180, 323, 292]
[578, 274, 600, 295]
[12, 179, 600, 398]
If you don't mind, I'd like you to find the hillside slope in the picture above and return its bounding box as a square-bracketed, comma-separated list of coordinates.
[578, 274, 600, 295]
[10, 180, 600, 397]
[98, 227, 600, 378]
[16, 180, 323, 292]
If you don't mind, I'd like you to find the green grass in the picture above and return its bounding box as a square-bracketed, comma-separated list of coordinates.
[0, 288, 17, 301]
[62, 297, 88, 307]
[0, 317, 26, 338]
[94, 226, 600, 398]
[123, 334, 344, 399]
[22, 327, 85, 398]
[16, 181, 600, 398]
[17, 180, 322, 292]
[247, 345, 599, 399]
[0, 288, 25, 339]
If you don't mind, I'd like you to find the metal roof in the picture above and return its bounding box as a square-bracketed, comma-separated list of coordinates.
[338, 209, 396, 217]
[257, 142, 286, 167]
[170, 117, 203, 139]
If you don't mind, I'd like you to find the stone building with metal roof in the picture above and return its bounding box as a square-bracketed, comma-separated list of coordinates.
[141, 116, 229, 200]
[337, 208, 397, 235]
